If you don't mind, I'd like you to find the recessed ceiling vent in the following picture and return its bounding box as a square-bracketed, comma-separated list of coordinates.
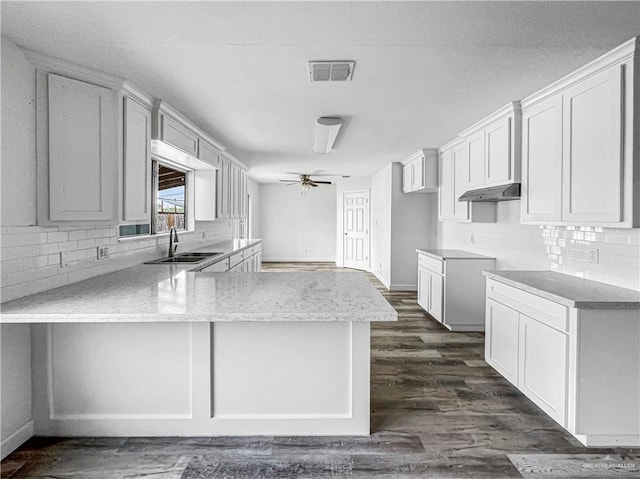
[308, 61, 355, 82]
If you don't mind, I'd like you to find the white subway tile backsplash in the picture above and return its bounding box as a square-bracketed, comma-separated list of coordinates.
[440, 201, 640, 290]
[1, 220, 234, 301]
[46, 231, 68, 243]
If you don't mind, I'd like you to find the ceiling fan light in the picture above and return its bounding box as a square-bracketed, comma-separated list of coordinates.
[312, 117, 342, 154]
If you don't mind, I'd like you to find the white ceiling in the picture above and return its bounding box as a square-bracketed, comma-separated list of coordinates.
[2, 1, 639, 183]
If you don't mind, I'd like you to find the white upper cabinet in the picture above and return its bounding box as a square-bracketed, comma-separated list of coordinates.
[159, 114, 198, 157]
[460, 102, 521, 189]
[45, 73, 117, 223]
[521, 95, 563, 222]
[401, 149, 438, 193]
[198, 139, 221, 168]
[194, 169, 217, 221]
[122, 95, 152, 222]
[521, 37, 638, 227]
[451, 142, 470, 221]
[562, 67, 623, 223]
[438, 139, 495, 223]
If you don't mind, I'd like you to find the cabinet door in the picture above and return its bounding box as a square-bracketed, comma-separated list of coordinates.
[467, 131, 485, 188]
[412, 157, 424, 190]
[417, 266, 430, 311]
[428, 271, 444, 322]
[519, 315, 568, 426]
[254, 251, 262, 272]
[452, 143, 470, 221]
[562, 66, 623, 223]
[438, 150, 454, 219]
[160, 115, 198, 157]
[216, 158, 230, 219]
[521, 95, 563, 222]
[403, 163, 412, 193]
[194, 170, 216, 221]
[485, 116, 511, 184]
[48, 74, 117, 221]
[123, 96, 151, 222]
[485, 299, 519, 385]
[198, 140, 220, 168]
[230, 165, 240, 218]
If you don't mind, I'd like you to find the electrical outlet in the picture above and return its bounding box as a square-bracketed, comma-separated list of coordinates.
[97, 246, 109, 261]
[60, 251, 70, 268]
[588, 248, 599, 264]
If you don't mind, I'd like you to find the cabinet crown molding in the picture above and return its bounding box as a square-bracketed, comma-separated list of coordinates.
[458, 101, 521, 138]
[219, 150, 249, 172]
[154, 99, 226, 153]
[21, 47, 125, 90]
[438, 137, 466, 153]
[400, 148, 437, 165]
[122, 81, 154, 109]
[521, 36, 639, 109]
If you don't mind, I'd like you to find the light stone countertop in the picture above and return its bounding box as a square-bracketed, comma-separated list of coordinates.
[1, 238, 397, 323]
[416, 248, 496, 260]
[483, 270, 640, 310]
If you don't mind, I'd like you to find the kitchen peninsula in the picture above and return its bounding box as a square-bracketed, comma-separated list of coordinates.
[1, 239, 397, 438]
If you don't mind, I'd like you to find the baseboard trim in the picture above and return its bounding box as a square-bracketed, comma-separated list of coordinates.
[372, 271, 391, 290]
[389, 283, 417, 291]
[262, 257, 336, 263]
[1, 420, 33, 460]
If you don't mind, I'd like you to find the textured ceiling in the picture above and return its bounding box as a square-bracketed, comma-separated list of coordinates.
[2, 1, 639, 182]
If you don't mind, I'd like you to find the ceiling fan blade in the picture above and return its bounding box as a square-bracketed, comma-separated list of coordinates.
[286, 183, 299, 186]
[310, 180, 332, 184]
[279, 180, 299, 183]
[310, 183, 319, 187]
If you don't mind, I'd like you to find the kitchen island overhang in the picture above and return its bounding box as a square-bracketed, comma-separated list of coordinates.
[2, 270, 397, 437]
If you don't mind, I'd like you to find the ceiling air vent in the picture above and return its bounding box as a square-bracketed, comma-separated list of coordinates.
[308, 61, 355, 82]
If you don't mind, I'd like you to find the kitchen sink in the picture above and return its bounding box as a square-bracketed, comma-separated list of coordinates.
[145, 252, 223, 264]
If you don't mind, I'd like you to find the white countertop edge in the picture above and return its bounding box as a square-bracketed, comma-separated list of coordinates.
[416, 248, 496, 261]
[483, 271, 640, 310]
[0, 312, 398, 323]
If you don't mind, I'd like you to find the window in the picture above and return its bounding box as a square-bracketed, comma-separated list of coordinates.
[119, 161, 189, 238]
[154, 163, 187, 233]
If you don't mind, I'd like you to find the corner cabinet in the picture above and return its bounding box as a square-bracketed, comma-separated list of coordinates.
[521, 37, 639, 227]
[401, 149, 438, 193]
[39, 73, 118, 224]
[459, 102, 521, 189]
[485, 276, 640, 447]
[438, 140, 495, 223]
[416, 250, 495, 331]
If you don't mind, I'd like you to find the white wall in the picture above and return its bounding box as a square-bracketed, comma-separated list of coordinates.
[1, 324, 33, 459]
[1, 37, 37, 226]
[390, 164, 438, 289]
[371, 165, 393, 287]
[259, 183, 336, 262]
[335, 177, 372, 268]
[247, 178, 260, 239]
[439, 201, 640, 291]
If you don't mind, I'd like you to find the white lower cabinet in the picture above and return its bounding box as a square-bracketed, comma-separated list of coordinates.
[518, 314, 567, 426]
[485, 277, 640, 446]
[485, 299, 519, 385]
[417, 251, 495, 331]
[200, 245, 262, 273]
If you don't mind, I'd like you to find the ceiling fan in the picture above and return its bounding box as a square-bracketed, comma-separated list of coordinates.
[279, 174, 332, 188]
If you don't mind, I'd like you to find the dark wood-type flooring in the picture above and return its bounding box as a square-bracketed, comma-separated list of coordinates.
[2, 262, 638, 478]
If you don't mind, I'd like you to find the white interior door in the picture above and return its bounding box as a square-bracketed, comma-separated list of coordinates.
[343, 191, 370, 271]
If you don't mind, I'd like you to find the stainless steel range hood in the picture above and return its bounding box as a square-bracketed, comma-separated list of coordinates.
[458, 183, 521, 202]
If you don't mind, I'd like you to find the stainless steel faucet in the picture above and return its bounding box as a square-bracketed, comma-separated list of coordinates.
[168, 226, 179, 257]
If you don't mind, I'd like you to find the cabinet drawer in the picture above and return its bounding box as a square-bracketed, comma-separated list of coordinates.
[200, 257, 229, 272]
[418, 254, 443, 274]
[486, 279, 568, 332]
[161, 115, 198, 156]
[229, 251, 244, 268]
